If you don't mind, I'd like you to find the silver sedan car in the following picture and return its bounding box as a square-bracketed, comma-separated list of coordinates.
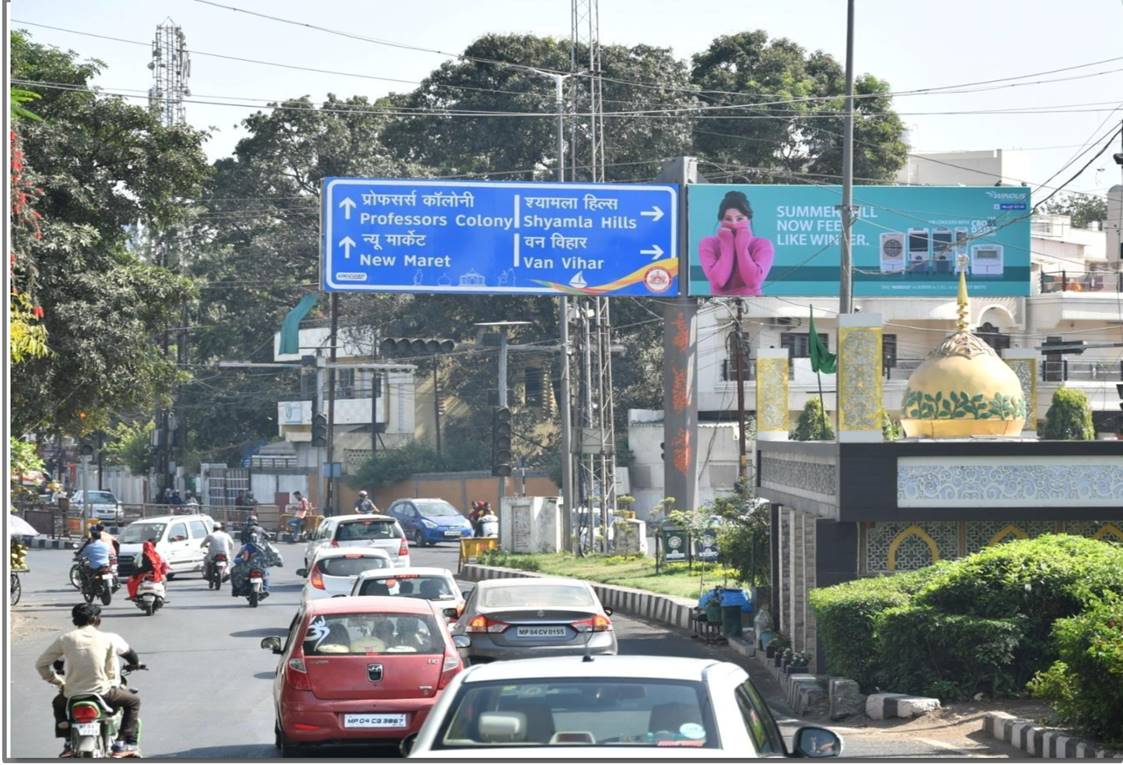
[449, 578, 618, 664]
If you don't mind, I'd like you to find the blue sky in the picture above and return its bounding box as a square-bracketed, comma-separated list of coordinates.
[11, 0, 1123, 197]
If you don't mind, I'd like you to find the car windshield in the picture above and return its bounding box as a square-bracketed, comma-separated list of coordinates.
[481, 584, 595, 609]
[316, 555, 391, 577]
[415, 501, 461, 517]
[358, 574, 455, 600]
[435, 679, 715, 749]
[85, 492, 116, 503]
[335, 520, 398, 541]
[301, 613, 442, 655]
[120, 523, 165, 544]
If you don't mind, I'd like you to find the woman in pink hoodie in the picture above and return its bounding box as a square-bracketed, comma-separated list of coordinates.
[698, 190, 775, 296]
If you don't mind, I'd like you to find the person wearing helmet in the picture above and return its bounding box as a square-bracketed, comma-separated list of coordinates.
[353, 490, 377, 515]
[201, 522, 235, 582]
[240, 514, 265, 545]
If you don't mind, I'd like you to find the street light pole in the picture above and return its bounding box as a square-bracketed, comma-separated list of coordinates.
[839, 0, 856, 315]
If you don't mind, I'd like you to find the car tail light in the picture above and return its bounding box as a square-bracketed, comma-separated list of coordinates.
[70, 704, 100, 723]
[286, 657, 312, 690]
[465, 615, 507, 634]
[309, 567, 325, 590]
[572, 614, 613, 632]
[215, 554, 227, 562]
[398, 537, 409, 557]
[438, 653, 461, 689]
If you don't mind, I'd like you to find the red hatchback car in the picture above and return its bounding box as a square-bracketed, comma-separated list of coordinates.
[261, 595, 465, 755]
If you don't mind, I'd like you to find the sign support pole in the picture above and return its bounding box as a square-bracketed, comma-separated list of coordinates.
[659, 157, 699, 516]
[326, 294, 338, 516]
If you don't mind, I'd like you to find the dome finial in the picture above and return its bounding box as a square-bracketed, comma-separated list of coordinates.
[956, 254, 969, 332]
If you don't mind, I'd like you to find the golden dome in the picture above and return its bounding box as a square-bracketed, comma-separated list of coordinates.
[900, 266, 1026, 438]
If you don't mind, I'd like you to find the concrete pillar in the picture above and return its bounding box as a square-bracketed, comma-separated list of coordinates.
[756, 347, 791, 441]
[1002, 348, 1039, 437]
[837, 313, 884, 442]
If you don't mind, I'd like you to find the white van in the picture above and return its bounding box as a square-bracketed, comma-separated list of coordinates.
[117, 514, 215, 578]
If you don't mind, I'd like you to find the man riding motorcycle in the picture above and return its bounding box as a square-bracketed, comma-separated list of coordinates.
[76, 532, 114, 593]
[201, 522, 236, 583]
[229, 534, 282, 601]
[35, 604, 142, 758]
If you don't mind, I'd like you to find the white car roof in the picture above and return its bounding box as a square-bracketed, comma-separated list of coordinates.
[311, 546, 393, 562]
[126, 515, 210, 525]
[459, 655, 726, 684]
[353, 566, 455, 580]
[475, 576, 594, 590]
[328, 513, 397, 523]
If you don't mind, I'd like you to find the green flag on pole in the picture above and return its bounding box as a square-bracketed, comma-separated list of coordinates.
[809, 306, 837, 374]
[279, 293, 319, 354]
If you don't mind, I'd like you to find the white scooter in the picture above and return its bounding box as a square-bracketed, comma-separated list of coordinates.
[134, 578, 167, 616]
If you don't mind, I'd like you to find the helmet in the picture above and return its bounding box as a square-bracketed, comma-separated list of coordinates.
[214, 522, 224, 531]
[248, 514, 258, 524]
[359, 490, 368, 497]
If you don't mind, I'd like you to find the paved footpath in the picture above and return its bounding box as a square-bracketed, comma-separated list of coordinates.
[8, 542, 1019, 758]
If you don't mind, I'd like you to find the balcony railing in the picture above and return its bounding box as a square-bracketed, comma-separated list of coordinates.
[1040, 270, 1123, 294]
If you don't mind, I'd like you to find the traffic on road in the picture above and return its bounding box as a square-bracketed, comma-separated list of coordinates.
[11, 511, 848, 760]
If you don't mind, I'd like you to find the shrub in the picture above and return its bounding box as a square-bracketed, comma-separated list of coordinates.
[477, 549, 540, 572]
[1028, 593, 1123, 744]
[1041, 387, 1094, 440]
[809, 564, 949, 690]
[793, 398, 834, 441]
[915, 535, 1123, 687]
[874, 606, 1025, 700]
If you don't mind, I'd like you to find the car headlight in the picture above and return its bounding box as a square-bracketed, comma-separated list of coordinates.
[421, 518, 437, 529]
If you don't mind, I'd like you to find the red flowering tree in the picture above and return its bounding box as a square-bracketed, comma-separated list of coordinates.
[9, 88, 48, 363]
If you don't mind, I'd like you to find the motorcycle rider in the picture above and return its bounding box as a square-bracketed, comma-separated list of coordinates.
[353, 490, 377, 514]
[76, 531, 113, 590]
[240, 513, 263, 544]
[229, 534, 281, 600]
[201, 523, 236, 582]
[35, 604, 142, 758]
[201, 521, 235, 579]
[126, 540, 169, 602]
[287, 492, 310, 541]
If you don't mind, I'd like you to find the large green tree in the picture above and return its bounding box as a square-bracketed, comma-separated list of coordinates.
[690, 31, 906, 183]
[9, 32, 209, 436]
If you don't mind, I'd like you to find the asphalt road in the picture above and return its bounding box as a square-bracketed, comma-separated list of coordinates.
[8, 540, 1016, 759]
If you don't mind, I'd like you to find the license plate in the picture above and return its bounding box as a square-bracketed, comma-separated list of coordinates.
[343, 713, 408, 729]
[102, 574, 114, 581]
[516, 626, 567, 638]
[75, 723, 100, 736]
[250, 577, 263, 584]
[444, 530, 461, 537]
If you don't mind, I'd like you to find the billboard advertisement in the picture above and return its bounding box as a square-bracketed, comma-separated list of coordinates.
[321, 178, 678, 297]
[687, 184, 1031, 297]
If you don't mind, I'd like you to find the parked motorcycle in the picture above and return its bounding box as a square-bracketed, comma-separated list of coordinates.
[205, 554, 229, 591]
[80, 564, 115, 607]
[133, 577, 167, 616]
[66, 663, 146, 758]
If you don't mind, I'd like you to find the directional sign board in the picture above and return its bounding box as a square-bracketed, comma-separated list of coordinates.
[322, 178, 678, 296]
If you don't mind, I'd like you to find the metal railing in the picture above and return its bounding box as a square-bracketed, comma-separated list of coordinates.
[1041, 360, 1123, 382]
[1040, 270, 1123, 294]
[10, 502, 260, 539]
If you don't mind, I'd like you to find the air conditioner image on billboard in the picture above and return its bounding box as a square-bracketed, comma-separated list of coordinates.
[954, 228, 970, 273]
[932, 228, 953, 274]
[879, 232, 906, 273]
[971, 244, 1004, 276]
[907, 228, 930, 273]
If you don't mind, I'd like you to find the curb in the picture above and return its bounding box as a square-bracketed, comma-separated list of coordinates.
[984, 712, 1121, 759]
[27, 537, 76, 550]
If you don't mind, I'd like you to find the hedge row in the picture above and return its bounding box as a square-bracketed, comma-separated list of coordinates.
[809, 535, 1123, 699]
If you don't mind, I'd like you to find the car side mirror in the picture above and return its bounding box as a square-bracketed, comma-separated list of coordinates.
[452, 635, 471, 650]
[604, 607, 614, 617]
[295, 568, 307, 578]
[793, 726, 842, 758]
[442, 607, 459, 619]
[260, 636, 283, 655]
[399, 732, 417, 758]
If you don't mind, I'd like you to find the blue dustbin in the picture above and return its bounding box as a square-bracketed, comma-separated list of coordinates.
[718, 588, 748, 638]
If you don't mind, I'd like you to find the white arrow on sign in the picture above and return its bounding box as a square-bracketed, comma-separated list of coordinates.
[641, 244, 664, 261]
[640, 205, 664, 223]
[339, 236, 357, 259]
[338, 196, 356, 220]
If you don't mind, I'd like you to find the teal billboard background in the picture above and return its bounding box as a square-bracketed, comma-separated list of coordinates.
[687, 185, 1031, 297]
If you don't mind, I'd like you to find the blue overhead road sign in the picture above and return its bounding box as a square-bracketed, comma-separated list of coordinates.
[321, 178, 678, 296]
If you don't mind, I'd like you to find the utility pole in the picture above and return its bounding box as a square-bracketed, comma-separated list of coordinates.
[497, 329, 509, 502]
[659, 157, 700, 518]
[432, 355, 442, 456]
[838, 0, 856, 314]
[734, 300, 749, 486]
[370, 372, 381, 456]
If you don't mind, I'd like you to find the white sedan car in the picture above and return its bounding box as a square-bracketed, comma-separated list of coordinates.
[403, 655, 842, 758]
[302, 514, 411, 570]
[297, 547, 393, 604]
[349, 566, 466, 620]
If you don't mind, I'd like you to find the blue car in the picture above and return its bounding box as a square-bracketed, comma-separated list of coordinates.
[387, 498, 474, 547]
